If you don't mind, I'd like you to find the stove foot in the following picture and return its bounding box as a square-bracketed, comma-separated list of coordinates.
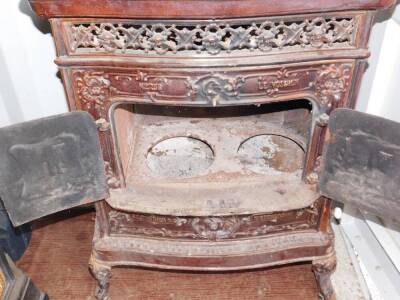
[89, 257, 112, 300]
[312, 254, 337, 300]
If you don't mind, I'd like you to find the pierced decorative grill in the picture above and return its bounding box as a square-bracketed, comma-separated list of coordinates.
[66, 16, 357, 55]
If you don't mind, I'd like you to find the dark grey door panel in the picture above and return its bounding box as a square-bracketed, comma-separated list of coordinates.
[0, 112, 108, 226]
[320, 108, 400, 220]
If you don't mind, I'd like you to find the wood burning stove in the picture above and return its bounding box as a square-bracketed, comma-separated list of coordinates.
[0, 1, 398, 299]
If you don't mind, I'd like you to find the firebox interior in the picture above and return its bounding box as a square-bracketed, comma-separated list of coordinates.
[109, 100, 319, 215]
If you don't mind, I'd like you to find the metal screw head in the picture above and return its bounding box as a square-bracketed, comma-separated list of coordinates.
[95, 118, 110, 131]
[317, 113, 330, 126]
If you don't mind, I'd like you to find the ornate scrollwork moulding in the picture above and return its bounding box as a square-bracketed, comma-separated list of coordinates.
[73, 63, 353, 114]
[108, 203, 320, 240]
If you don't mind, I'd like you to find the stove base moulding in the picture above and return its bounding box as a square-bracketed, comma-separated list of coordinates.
[89, 198, 335, 300]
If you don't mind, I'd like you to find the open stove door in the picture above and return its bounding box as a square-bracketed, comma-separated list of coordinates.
[319, 108, 400, 220]
[0, 112, 108, 227]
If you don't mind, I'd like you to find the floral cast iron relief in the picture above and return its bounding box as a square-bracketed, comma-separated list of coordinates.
[109, 211, 196, 239]
[189, 74, 245, 106]
[67, 16, 356, 55]
[108, 211, 250, 240]
[74, 71, 122, 188]
[188, 64, 353, 107]
[314, 64, 351, 109]
[75, 71, 111, 119]
[75, 70, 193, 103]
[108, 202, 321, 240]
[232, 205, 319, 238]
[190, 217, 251, 240]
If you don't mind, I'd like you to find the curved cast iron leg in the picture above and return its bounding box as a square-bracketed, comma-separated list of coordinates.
[89, 257, 112, 300]
[312, 254, 337, 300]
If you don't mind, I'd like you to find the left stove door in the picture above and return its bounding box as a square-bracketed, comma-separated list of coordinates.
[0, 111, 108, 226]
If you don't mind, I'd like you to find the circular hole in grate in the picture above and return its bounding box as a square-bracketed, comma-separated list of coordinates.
[238, 134, 304, 175]
[146, 137, 214, 177]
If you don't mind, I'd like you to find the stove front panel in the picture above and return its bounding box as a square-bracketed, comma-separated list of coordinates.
[62, 60, 358, 190]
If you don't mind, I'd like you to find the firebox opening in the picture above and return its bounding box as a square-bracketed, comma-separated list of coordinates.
[113, 100, 312, 181]
[110, 100, 317, 215]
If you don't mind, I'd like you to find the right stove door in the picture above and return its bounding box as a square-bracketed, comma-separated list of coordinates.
[319, 108, 400, 220]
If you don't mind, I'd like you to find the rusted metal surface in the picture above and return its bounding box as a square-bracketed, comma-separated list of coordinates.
[108, 180, 318, 216]
[0, 112, 108, 226]
[238, 134, 304, 174]
[320, 108, 400, 221]
[146, 137, 214, 177]
[29, 0, 395, 18]
[123, 104, 309, 182]
[312, 253, 337, 300]
[89, 256, 111, 300]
